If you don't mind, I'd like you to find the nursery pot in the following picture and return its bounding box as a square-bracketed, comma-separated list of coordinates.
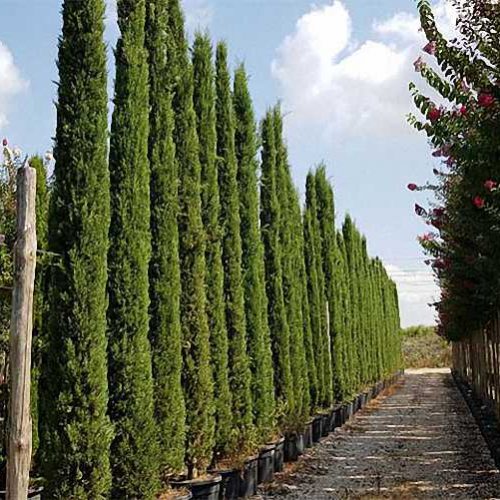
[208, 468, 240, 500]
[284, 432, 304, 462]
[347, 401, 354, 420]
[321, 413, 330, 437]
[312, 416, 323, 442]
[333, 405, 342, 429]
[303, 420, 314, 448]
[0, 488, 43, 500]
[239, 456, 258, 498]
[170, 474, 221, 500]
[272, 437, 285, 472]
[258, 444, 276, 485]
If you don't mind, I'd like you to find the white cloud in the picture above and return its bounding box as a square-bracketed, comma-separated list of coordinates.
[271, 1, 457, 139]
[0, 41, 28, 130]
[386, 264, 439, 327]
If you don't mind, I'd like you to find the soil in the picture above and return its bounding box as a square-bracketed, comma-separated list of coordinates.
[257, 368, 500, 499]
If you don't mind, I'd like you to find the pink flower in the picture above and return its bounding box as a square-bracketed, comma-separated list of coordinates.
[2, 138, 7, 147]
[461, 80, 470, 93]
[484, 179, 497, 191]
[459, 105, 467, 115]
[473, 196, 485, 209]
[478, 92, 495, 108]
[423, 41, 437, 55]
[418, 233, 435, 243]
[413, 57, 425, 72]
[433, 207, 445, 217]
[407, 183, 418, 191]
[428, 107, 441, 122]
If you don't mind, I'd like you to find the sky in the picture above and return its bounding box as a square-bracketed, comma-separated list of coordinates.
[0, 0, 456, 327]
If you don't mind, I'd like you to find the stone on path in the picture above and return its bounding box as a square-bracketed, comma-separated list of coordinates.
[261, 369, 500, 499]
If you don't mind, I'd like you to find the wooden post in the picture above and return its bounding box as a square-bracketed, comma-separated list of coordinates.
[6, 163, 37, 500]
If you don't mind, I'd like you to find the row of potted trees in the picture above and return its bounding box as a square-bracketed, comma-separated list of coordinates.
[171, 371, 404, 500]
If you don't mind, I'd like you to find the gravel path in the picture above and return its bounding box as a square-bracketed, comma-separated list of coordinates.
[260, 369, 500, 499]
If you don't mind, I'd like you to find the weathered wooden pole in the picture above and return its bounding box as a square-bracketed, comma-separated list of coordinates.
[7, 162, 37, 500]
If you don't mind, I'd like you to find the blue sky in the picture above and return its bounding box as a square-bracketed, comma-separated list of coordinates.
[1, 0, 456, 326]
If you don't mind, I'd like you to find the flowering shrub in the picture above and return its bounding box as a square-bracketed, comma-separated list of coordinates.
[408, 0, 500, 340]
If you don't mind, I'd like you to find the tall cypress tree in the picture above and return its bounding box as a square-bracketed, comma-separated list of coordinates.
[304, 173, 333, 407]
[39, 0, 112, 495]
[193, 32, 232, 456]
[107, 1, 159, 496]
[146, 0, 185, 473]
[260, 110, 293, 417]
[274, 107, 307, 424]
[314, 166, 343, 401]
[233, 65, 275, 440]
[167, 0, 215, 476]
[215, 42, 254, 449]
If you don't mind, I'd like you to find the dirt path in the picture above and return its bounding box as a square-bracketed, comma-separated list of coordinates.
[260, 369, 500, 499]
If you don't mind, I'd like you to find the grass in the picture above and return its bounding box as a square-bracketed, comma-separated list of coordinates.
[402, 325, 451, 369]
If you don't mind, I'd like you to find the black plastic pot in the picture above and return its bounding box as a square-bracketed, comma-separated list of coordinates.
[0, 488, 43, 500]
[273, 437, 285, 472]
[258, 444, 275, 485]
[239, 456, 258, 498]
[312, 416, 323, 442]
[303, 420, 313, 448]
[208, 468, 240, 500]
[170, 475, 222, 500]
[332, 405, 342, 429]
[321, 413, 330, 437]
[284, 432, 304, 462]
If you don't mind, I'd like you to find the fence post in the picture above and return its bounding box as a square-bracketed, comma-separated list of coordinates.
[7, 162, 37, 500]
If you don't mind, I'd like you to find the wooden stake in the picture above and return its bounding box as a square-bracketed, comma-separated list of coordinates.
[7, 163, 37, 500]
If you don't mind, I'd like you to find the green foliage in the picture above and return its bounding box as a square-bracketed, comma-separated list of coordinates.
[215, 42, 254, 449]
[39, 0, 113, 496]
[402, 326, 450, 368]
[146, 0, 185, 473]
[260, 109, 293, 421]
[168, 0, 215, 476]
[193, 33, 232, 457]
[233, 65, 276, 441]
[410, 1, 500, 340]
[304, 173, 333, 408]
[107, 0, 159, 496]
[273, 107, 309, 425]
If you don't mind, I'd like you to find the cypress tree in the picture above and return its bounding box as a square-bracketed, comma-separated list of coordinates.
[233, 65, 275, 439]
[314, 166, 343, 401]
[167, 0, 215, 475]
[304, 173, 333, 407]
[260, 110, 293, 418]
[215, 41, 254, 448]
[337, 233, 355, 397]
[107, 0, 159, 496]
[146, 0, 185, 473]
[273, 107, 307, 424]
[39, 0, 112, 495]
[193, 32, 232, 456]
[342, 215, 361, 391]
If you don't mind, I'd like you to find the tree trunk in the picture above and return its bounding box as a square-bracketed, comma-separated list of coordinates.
[7, 164, 37, 500]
